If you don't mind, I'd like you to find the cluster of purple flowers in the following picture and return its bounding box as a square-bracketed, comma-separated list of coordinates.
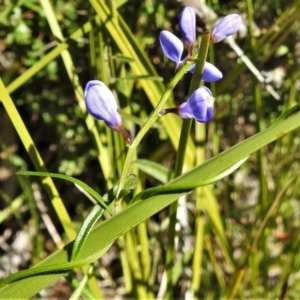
[83, 7, 242, 142]
[159, 7, 242, 123]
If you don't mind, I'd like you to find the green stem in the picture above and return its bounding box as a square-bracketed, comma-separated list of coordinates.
[108, 0, 118, 21]
[66, 272, 97, 300]
[173, 32, 211, 176]
[124, 230, 148, 298]
[165, 32, 211, 298]
[191, 121, 206, 296]
[69, 265, 98, 300]
[116, 59, 194, 198]
[118, 32, 212, 200]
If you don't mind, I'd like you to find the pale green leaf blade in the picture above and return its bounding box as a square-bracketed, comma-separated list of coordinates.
[133, 159, 171, 184]
[17, 171, 110, 212]
[71, 205, 104, 261]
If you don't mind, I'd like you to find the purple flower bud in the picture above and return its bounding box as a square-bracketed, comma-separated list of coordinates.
[188, 62, 223, 82]
[179, 6, 196, 46]
[178, 86, 214, 122]
[84, 80, 131, 144]
[159, 30, 183, 66]
[85, 80, 122, 128]
[211, 14, 242, 43]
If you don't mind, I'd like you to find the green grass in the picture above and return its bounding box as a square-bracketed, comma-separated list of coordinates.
[1, 0, 300, 299]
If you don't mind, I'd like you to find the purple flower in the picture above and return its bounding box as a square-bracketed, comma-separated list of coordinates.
[159, 31, 222, 82]
[85, 80, 122, 128]
[178, 86, 214, 122]
[211, 14, 242, 43]
[188, 62, 223, 82]
[179, 6, 196, 55]
[159, 87, 214, 122]
[84, 80, 131, 144]
[159, 30, 183, 67]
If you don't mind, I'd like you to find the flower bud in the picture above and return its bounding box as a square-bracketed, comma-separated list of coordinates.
[179, 6, 196, 56]
[159, 30, 183, 67]
[178, 86, 214, 122]
[211, 14, 242, 43]
[84, 80, 131, 144]
[188, 62, 223, 82]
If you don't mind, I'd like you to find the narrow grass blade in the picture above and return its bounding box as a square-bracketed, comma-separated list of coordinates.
[135, 156, 249, 200]
[0, 78, 76, 241]
[71, 205, 105, 261]
[71, 174, 137, 261]
[133, 159, 171, 184]
[16, 171, 110, 212]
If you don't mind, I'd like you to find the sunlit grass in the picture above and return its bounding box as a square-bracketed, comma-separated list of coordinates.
[1, 0, 300, 299]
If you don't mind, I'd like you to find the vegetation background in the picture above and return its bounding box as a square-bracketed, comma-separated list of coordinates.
[1, 0, 300, 298]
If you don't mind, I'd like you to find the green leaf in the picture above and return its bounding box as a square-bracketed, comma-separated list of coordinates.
[71, 205, 105, 261]
[111, 53, 135, 62]
[134, 157, 249, 200]
[121, 174, 137, 193]
[133, 159, 171, 184]
[115, 75, 163, 81]
[71, 175, 136, 261]
[270, 103, 300, 126]
[16, 171, 111, 213]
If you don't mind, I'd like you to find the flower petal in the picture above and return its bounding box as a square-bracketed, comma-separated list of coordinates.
[177, 101, 194, 119]
[179, 6, 196, 45]
[84, 80, 122, 128]
[188, 62, 223, 82]
[178, 86, 214, 122]
[211, 14, 242, 43]
[159, 30, 183, 65]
